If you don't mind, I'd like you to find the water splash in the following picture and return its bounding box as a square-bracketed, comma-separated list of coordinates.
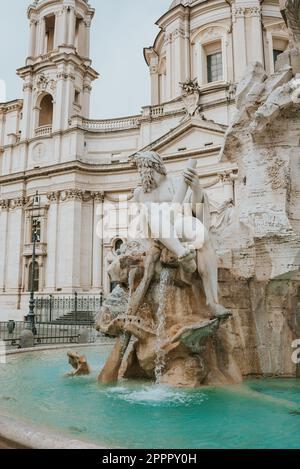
[105, 384, 201, 406]
[154, 268, 172, 384]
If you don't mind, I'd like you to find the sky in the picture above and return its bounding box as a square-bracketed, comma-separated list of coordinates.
[0, 0, 171, 118]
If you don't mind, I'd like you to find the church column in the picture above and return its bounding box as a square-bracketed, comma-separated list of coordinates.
[64, 67, 75, 128]
[38, 17, 46, 55]
[150, 60, 159, 106]
[68, 7, 76, 46]
[0, 201, 10, 292]
[53, 66, 65, 132]
[184, 13, 191, 80]
[195, 41, 204, 85]
[84, 17, 91, 58]
[53, 11, 60, 49]
[82, 80, 92, 118]
[28, 20, 37, 57]
[172, 26, 185, 98]
[21, 82, 33, 140]
[78, 19, 85, 56]
[91, 192, 104, 292]
[165, 32, 173, 101]
[56, 191, 82, 291]
[221, 35, 229, 82]
[5, 198, 25, 298]
[44, 192, 60, 293]
[232, 6, 247, 81]
[249, 5, 264, 64]
[62, 6, 69, 45]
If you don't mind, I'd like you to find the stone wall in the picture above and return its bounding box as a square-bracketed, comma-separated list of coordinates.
[219, 269, 300, 377]
[215, 60, 300, 378]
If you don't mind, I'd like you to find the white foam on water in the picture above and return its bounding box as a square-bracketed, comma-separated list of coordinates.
[105, 383, 206, 406]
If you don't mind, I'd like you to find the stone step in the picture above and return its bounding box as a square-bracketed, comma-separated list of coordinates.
[51, 311, 95, 325]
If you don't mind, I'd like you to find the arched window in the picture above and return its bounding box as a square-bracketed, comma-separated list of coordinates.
[38, 94, 53, 127]
[28, 261, 39, 292]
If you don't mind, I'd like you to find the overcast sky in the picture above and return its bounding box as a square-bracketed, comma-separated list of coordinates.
[0, 0, 170, 117]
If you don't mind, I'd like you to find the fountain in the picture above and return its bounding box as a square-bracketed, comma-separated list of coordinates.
[96, 1, 300, 388]
[96, 152, 241, 388]
[1, 1, 300, 450]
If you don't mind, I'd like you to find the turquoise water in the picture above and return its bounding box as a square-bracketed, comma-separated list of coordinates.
[1, 346, 300, 449]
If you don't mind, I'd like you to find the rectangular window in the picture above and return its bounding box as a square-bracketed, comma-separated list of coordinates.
[207, 52, 223, 83]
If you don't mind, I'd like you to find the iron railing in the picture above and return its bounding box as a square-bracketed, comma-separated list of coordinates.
[0, 321, 97, 348]
[34, 293, 102, 324]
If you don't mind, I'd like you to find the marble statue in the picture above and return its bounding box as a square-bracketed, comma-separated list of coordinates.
[96, 153, 239, 388]
[132, 151, 230, 319]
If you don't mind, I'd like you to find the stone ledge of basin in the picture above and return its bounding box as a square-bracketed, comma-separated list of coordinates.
[0, 413, 107, 449]
[6, 340, 114, 355]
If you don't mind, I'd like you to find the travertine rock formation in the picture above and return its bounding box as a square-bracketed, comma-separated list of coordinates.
[96, 242, 241, 388]
[217, 50, 300, 377]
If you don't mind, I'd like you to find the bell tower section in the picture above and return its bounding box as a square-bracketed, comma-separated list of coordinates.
[17, 0, 98, 141]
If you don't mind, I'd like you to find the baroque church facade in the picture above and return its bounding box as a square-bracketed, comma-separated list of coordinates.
[0, 0, 288, 319]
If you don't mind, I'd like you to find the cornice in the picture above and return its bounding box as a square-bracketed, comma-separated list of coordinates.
[0, 143, 227, 186]
[17, 52, 99, 81]
[27, 0, 95, 18]
[0, 100, 23, 114]
[156, 4, 190, 29]
[0, 160, 238, 211]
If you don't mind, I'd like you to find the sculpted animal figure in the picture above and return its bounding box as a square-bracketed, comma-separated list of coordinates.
[65, 351, 91, 377]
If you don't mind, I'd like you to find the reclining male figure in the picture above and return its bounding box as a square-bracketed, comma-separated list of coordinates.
[132, 151, 230, 319]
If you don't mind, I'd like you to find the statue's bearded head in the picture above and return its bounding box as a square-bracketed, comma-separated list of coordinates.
[132, 151, 167, 193]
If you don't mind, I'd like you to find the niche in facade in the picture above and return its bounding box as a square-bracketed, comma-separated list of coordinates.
[38, 94, 53, 127]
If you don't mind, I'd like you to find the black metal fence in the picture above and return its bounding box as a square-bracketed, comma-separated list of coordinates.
[0, 321, 97, 348]
[35, 293, 102, 324]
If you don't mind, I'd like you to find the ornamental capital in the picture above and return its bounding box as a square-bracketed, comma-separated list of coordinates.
[0, 199, 10, 210]
[91, 191, 105, 202]
[47, 191, 61, 203]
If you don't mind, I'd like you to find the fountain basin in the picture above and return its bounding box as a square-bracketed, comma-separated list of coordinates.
[1, 345, 300, 449]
